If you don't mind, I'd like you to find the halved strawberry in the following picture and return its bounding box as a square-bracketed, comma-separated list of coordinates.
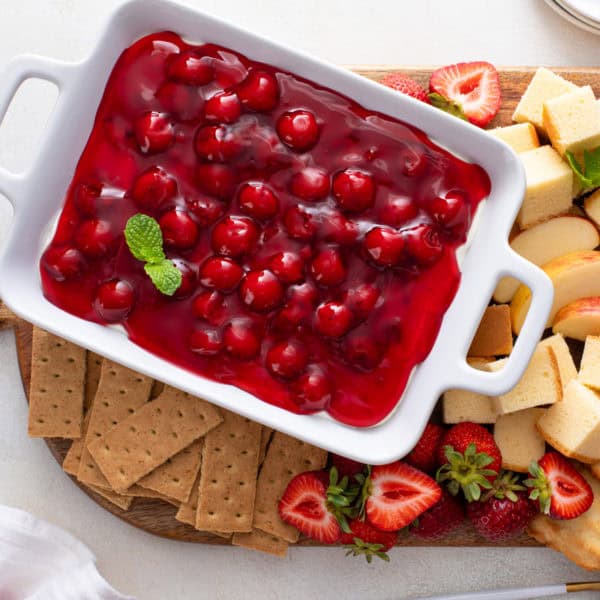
[429, 61, 501, 127]
[379, 72, 429, 103]
[340, 518, 397, 563]
[525, 452, 593, 520]
[364, 462, 441, 531]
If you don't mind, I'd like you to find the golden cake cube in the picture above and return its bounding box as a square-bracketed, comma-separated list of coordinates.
[489, 123, 540, 154]
[579, 336, 600, 390]
[538, 333, 577, 392]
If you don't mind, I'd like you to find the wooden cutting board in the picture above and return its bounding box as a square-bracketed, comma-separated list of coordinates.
[13, 66, 600, 547]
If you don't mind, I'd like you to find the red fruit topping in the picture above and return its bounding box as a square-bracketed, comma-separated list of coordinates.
[167, 52, 214, 85]
[203, 91, 242, 123]
[310, 248, 346, 286]
[341, 518, 397, 563]
[74, 183, 102, 217]
[283, 206, 317, 240]
[380, 72, 429, 103]
[343, 284, 380, 318]
[266, 340, 308, 379]
[42, 246, 85, 281]
[279, 471, 341, 544]
[405, 224, 443, 266]
[399, 145, 428, 177]
[171, 259, 197, 299]
[191, 290, 225, 324]
[269, 251, 304, 284]
[379, 197, 418, 227]
[365, 462, 442, 531]
[94, 279, 135, 322]
[411, 489, 465, 540]
[429, 61, 501, 127]
[276, 110, 319, 151]
[525, 451, 594, 520]
[132, 167, 177, 210]
[321, 211, 359, 245]
[330, 454, 364, 480]
[292, 369, 332, 412]
[363, 226, 405, 267]
[211, 216, 259, 257]
[159, 209, 199, 250]
[186, 196, 225, 226]
[189, 325, 222, 356]
[237, 70, 279, 112]
[239, 269, 284, 312]
[405, 423, 446, 474]
[196, 164, 236, 198]
[429, 190, 467, 228]
[343, 335, 383, 371]
[332, 169, 375, 212]
[290, 167, 330, 201]
[74, 219, 115, 259]
[156, 81, 203, 122]
[238, 182, 279, 220]
[199, 256, 244, 292]
[315, 302, 353, 338]
[223, 319, 261, 359]
[134, 111, 174, 154]
[194, 124, 241, 162]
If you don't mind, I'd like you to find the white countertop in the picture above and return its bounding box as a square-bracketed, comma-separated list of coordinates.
[1, 1, 600, 598]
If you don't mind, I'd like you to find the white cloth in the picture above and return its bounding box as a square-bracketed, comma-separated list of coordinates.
[0, 505, 134, 600]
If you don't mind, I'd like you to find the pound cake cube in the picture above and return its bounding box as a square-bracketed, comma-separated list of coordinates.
[494, 408, 546, 472]
[489, 123, 540, 154]
[579, 336, 600, 390]
[543, 86, 600, 159]
[468, 304, 513, 357]
[512, 67, 579, 134]
[538, 334, 577, 392]
[517, 146, 574, 229]
[537, 380, 600, 463]
[488, 344, 561, 414]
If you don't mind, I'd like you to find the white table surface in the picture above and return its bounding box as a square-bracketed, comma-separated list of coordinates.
[1, 1, 600, 598]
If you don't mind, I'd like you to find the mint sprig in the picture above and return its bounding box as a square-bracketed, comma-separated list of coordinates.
[428, 92, 468, 121]
[565, 147, 600, 192]
[124, 214, 182, 296]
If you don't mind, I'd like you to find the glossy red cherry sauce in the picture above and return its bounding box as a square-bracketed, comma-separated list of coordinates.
[40, 32, 490, 427]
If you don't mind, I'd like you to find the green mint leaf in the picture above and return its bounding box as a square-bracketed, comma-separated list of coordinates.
[428, 92, 468, 122]
[125, 214, 166, 264]
[144, 260, 182, 296]
[584, 147, 600, 182]
[565, 151, 594, 190]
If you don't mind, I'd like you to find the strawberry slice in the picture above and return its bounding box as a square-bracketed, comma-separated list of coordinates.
[365, 462, 441, 531]
[429, 61, 501, 127]
[525, 452, 593, 520]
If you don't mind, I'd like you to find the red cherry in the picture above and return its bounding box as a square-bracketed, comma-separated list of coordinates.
[428, 190, 467, 227]
[42, 246, 85, 281]
[283, 206, 317, 240]
[134, 111, 174, 154]
[310, 248, 346, 286]
[156, 81, 203, 122]
[238, 182, 279, 220]
[167, 52, 214, 85]
[94, 279, 135, 322]
[292, 370, 332, 413]
[199, 256, 244, 292]
[276, 110, 319, 151]
[399, 145, 427, 177]
[192, 290, 225, 324]
[159, 210, 198, 250]
[321, 211, 359, 245]
[315, 302, 353, 338]
[265, 341, 308, 379]
[223, 320, 261, 359]
[363, 226, 405, 267]
[379, 196, 418, 227]
[237, 70, 279, 111]
[343, 284, 380, 317]
[75, 219, 115, 259]
[289, 167, 330, 201]
[343, 335, 383, 371]
[196, 164, 236, 198]
[74, 183, 102, 217]
[269, 251, 304, 284]
[203, 91, 241, 123]
[332, 169, 375, 212]
[406, 224, 444, 266]
[211, 216, 259, 257]
[189, 326, 223, 356]
[132, 167, 177, 210]
[172, 259, 197, 299]
[186, 196, 225, 226]
[239, 269, 284, 312]
[194, 124, 241, 162]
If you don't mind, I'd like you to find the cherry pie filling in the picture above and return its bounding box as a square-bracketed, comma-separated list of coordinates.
[40, 32, 490, 427]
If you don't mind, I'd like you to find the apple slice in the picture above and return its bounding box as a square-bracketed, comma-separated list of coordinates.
[494, 216, 600, 303]
[511, 250, 600, 334]
[584, 189, 600, 228]
[552, 297, 600, 341]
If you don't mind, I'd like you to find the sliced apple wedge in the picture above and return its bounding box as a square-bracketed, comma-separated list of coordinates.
[494, 216, 600, 303]
[584, 189, 600, 228]
[511, 250, 600, 334]
[552, 297, 600, 341]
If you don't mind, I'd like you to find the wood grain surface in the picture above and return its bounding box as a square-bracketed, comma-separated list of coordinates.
[14, 65, 597, 547]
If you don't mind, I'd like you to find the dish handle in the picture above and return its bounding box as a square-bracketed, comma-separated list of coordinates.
[0, 54, 78, 202]
[448, 247, 553, 396]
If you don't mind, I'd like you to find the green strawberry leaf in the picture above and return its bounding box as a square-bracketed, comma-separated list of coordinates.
[144, 260, 182, 296]
[428, 92, 468, 121]
[125, 214, 166, 264]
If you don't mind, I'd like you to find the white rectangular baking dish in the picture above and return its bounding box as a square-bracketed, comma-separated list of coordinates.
[0, 0, 553, 464]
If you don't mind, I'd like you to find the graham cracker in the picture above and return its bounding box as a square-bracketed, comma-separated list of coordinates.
[77, 360, 153, 489]
[253, 432, 327, 543]
[87, 386, 222, 492]
[85, 352, 103, 412]
[232, 529, 288, 558]
[63, 409, 93, 476]
[124, 484, 179, 506]
[151, 380, 165, 399]
[259, 427, 273, 466]
[196, 409, 262, 533]
[28, 328, 86, 438]
[136, 439, 204, 503]
[87, 483, 133, 511]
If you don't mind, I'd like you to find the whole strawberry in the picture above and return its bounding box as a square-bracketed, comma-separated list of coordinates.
[406, 423, 445, 473]
[380, 72, 429, 103]
[330, 453, 365, 480]
[340, 518, 397, 563]
[436, 422, 502, 502]
[411, 489, 465, 540]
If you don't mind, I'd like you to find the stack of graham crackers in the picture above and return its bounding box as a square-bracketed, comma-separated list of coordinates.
[26, 326, 327, 557]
